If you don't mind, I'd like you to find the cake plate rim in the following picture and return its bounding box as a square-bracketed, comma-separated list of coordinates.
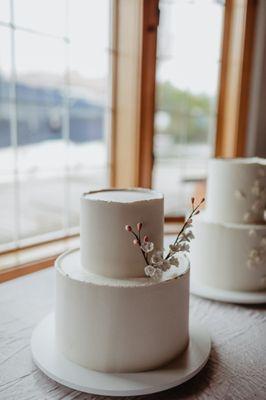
[31, 313, 211, 397]
[191, 279, 266, 304]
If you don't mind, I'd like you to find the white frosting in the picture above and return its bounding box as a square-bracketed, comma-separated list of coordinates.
[206, 158, 266, 224]
[85, 189, 162, 202]
[55, 249, 190, 373]
[80, 188, 164, 278]
[190, 214, 266, 291]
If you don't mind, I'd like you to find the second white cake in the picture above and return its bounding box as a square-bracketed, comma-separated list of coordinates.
[190, 215, 266, 291]
[190, 158, 266, 293]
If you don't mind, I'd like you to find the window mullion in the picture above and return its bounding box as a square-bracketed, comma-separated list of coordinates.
[10, 0, 20, 246]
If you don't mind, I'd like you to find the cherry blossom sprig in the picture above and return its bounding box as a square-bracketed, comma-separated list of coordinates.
[125, 223, 151, 265]
[165, 197, 205, 260]
[125, 197, 205, 280]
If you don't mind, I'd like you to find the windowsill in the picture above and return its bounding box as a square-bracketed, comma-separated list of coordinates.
[0, 235, 80, 283]
[0, 223, 181, 283]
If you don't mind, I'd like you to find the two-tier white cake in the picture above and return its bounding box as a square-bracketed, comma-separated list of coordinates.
[190, 158, 266, 292]
[55, 188, 190, 373]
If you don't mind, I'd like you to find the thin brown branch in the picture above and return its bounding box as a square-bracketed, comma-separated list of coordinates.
[165, 198, 204, 260]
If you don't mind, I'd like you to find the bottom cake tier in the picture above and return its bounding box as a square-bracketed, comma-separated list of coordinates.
[55, 249, 190, 373]
[190, 216, 266, 292]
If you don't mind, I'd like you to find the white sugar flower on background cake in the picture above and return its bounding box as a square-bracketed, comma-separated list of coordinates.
[125, 197, 205, 280]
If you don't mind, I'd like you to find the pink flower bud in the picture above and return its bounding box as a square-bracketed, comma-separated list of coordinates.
[143, 235, 149, 242]
[133, 239, 139, 245]
[125, 225, 132, 232]
[137, 222, 142, 231]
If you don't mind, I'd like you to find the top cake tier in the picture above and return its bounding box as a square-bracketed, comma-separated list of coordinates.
[80, 188, 164, 278]
[205, 158, 266, 224]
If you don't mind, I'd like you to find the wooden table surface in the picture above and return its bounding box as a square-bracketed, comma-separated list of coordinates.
[0, 267, 265, 400]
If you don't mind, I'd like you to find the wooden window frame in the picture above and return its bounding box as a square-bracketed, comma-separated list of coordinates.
[110, 0, 159, 188]
[215, 0, 258, 157]
[0, 0, 258, 282]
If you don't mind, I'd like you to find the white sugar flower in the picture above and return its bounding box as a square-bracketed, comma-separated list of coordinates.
[144, 265, 155, 277]
[150, 251, 170, 271]
[250, 249, 259, 259]
[234, 190, 246, 200]
[248, 229, 257, 238]
[185, 230, 195, 241]
[248, 249, 262, 265]
[153, 268, 163, 281]
[180, 242, 190, 252]
[186, 218, 193, 228]
[141, 241, 154, 253]
[169, 256, 179, 267]
[181, 230, 194, 242]
[160, 259, 171, 271]
[169, 243, 181, 253]
[180, 235, 189, 243]
[150, 251, 164, 265]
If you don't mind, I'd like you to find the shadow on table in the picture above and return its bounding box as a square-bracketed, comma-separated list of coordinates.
[131, 345, 219, 400]
[92, 345, 219, 400]
[239, 303, 266, 311]
[194, 295, 266, 311]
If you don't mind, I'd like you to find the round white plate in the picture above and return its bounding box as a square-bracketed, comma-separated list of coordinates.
[191, 280, 266, 304]
[31, 313, 211, 397]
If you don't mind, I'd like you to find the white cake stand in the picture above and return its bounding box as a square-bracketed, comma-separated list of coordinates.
[191, 280, 266, 304]
[31, 313, 211, 397]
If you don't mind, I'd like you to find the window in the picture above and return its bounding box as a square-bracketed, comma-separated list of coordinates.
[153, 0, 225, 216]
[0, 0, 257, 280]
[0, 0, 111, 252]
